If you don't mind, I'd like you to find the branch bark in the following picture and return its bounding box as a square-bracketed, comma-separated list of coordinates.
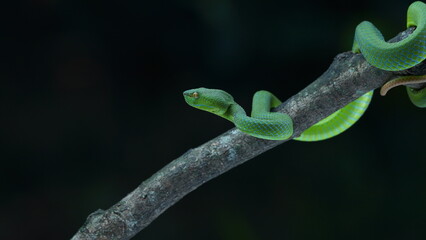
[71, 27, 425, 240]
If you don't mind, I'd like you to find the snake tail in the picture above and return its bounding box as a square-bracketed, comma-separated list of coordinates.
[380, 74, 426, 107]
[380, 75, 426, 94]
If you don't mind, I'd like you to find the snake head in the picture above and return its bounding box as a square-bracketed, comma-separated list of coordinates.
[183, 87, 234, 116]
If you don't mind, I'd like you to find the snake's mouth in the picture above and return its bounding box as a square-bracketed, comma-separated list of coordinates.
[183, 90, 199, 98]
[183, 90, 199, 107]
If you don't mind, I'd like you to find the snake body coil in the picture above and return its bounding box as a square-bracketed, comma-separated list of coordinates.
[184, 1, 426, 141]
[353, 1, 426, 108]
[352, 1, 426, 71]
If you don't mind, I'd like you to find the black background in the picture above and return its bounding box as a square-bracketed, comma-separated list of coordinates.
[0, 0, 425, 239]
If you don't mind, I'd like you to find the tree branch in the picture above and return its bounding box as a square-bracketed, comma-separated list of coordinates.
[71, 27, 425, 240]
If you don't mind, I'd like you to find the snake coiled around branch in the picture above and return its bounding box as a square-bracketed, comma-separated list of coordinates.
[184, 1, 426, 141]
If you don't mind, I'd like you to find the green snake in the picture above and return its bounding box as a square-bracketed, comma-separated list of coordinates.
[184, 1, 426, 141]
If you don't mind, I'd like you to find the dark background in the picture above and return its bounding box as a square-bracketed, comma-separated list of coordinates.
[1, 0, 425, 239]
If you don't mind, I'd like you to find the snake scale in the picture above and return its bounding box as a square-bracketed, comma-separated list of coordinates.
[184, 1, 426, 141]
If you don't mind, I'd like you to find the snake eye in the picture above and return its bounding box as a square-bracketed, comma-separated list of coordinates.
[191, 92, 199, 98]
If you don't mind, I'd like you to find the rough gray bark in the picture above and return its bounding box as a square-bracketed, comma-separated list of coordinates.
[71, 27, 425, 240]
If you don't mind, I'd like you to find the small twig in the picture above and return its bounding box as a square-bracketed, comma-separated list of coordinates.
[71, 27, 425, 240]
